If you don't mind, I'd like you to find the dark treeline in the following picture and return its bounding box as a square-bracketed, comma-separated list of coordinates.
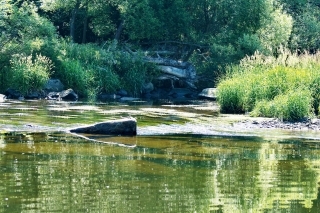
[1, 0, 320, 99]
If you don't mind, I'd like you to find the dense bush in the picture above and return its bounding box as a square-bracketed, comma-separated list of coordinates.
[217, 50, 320, 121]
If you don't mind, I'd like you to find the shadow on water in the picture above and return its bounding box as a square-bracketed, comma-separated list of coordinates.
[1, 100, 320, 212]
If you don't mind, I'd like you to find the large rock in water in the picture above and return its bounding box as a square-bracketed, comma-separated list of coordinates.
[70, 118, 137, 136]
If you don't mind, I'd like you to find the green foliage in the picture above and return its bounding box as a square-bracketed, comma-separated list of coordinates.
[96, 66, 120, 94]
[0, 0, 57, 92]
[53, 41, 156, 98]
[188, 0, 293, 87]
[56, 40, 105, 66]
[123, 1, 160, 40]
[237, 34, 263, 56]
[2, 0, 320, 102]
[9, 54, 53, 95]
[217, 50, 320, 121]
[89, 2, 119, 38]
[191, 41, 240, 88]
[53, 41, 115, 97]
[114, 51, 158, 97]
[257, 2, 293, 53]
[10, 2, 56, 41]
[123, 0, 190, 41]
[57, 59, 89, 96]
[289, 6, 320, 51]
[279, 0, 320, 52]
[0, 0, 12, 22]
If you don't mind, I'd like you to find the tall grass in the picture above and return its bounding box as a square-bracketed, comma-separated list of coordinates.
[9, 54, 53, 95]
[251, 89, 313, 121]
[217, 49, 320, 121]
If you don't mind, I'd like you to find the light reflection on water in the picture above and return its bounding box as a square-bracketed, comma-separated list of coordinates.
[0, 133, 320, 212]
[1, 100, 320, 212]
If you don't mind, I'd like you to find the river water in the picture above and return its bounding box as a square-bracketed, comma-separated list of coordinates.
[0, 99, 320, 212]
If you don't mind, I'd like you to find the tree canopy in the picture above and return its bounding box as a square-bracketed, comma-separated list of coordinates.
[1, 0, 320, 95]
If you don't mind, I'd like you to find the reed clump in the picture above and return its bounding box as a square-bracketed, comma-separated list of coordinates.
[217, 49, 320, 121]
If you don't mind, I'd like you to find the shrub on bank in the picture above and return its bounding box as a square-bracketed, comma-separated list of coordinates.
[217, 50, 320, 121]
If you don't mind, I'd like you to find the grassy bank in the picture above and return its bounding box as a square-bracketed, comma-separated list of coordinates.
[217, 49, 320, 121]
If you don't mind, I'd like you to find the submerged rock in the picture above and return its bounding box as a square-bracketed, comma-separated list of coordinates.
[70, 118, 137, 136]
[25, 90, 45, 99]
[97, 93, 121, 101]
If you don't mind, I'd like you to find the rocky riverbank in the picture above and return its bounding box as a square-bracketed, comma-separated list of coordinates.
[234, 117, 320, 131]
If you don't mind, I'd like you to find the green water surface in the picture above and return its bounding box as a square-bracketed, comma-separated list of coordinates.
[0, 100, 320, 212]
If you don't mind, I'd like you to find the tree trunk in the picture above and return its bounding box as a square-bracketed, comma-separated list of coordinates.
[158, 66, 187, 78]
[82, 14, 88, 43]
[114, 20, 125, 41]
[70, 2, 80, 42]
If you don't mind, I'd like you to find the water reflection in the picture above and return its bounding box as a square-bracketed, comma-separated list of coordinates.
[0, 133, 319, 212]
